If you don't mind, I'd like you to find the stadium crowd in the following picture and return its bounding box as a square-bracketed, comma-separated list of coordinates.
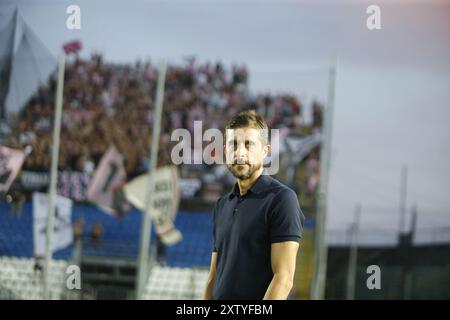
[3, 53, 322, 205]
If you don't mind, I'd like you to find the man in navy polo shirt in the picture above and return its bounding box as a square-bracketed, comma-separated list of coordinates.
[203, 110, 305, 300]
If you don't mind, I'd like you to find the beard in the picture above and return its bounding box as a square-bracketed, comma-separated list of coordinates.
[227, 161, 262, 180]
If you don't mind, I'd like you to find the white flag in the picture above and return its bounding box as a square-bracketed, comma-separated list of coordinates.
[124, 166, 182, 245]
[33, 192, 73, 256]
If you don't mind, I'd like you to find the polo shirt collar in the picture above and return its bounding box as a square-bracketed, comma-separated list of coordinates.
[228, 171, 271, 199]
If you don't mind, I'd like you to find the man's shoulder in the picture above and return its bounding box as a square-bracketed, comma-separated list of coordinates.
[265, 175, 297, 199]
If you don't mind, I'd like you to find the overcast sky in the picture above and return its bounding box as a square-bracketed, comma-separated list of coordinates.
[1, 0, 449, 234]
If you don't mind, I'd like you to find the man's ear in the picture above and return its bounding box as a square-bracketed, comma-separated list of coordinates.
[263, 144, 271, 157]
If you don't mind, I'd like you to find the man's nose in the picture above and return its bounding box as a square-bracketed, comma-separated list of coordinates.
[235, 144, 247, 163]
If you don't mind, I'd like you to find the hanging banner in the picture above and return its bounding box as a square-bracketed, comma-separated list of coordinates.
[32, 192, 73, 256]
[20, 170, 91, 201]
[57, 171, 91, 201]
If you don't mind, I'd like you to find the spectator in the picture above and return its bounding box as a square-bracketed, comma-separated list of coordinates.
[90, 220, 104, 248]
[73, 217, 85, 241]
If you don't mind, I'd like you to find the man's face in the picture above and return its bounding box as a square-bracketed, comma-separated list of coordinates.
[225, 127, 269, 180]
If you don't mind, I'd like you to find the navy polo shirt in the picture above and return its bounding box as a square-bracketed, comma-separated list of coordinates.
[212, 173, 305, 300]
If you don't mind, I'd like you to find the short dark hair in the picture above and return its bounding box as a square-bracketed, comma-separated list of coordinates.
[225, 110, 269, 145]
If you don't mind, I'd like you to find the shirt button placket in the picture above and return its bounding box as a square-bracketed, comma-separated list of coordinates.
[233, 197, 241, 217]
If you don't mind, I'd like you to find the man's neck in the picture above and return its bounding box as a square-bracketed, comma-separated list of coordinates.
[237, 167, 264, 196]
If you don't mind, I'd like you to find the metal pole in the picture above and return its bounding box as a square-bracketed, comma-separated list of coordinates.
[399, 164, 408, 235]
[346, 204, 361, 300]
[311, 64, 336, 300]
[403, 204, 417, 299]
[43, 52, 65, 300]
[136, 59, 167, 300]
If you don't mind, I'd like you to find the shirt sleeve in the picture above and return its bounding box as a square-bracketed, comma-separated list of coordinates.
[268, 188, 305, 243]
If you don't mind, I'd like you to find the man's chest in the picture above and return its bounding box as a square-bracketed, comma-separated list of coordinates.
[215, 197, 271, 246]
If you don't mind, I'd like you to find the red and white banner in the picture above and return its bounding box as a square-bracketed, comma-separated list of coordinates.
[0, 145, 26, 194]
[87, 145, 127, 214]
